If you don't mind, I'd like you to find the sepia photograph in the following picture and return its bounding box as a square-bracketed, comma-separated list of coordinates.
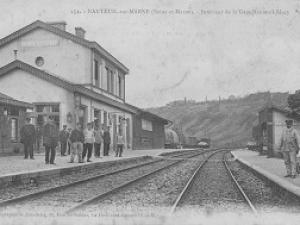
[0, 0, 299, 224]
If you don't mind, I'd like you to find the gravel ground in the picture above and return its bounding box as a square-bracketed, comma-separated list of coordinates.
[0, 159, 179, 214]
[177, 151, 250, 213]
[226, 153, 300, 213]
[0, 156, 158, 201]
[79, 153, 210, 215]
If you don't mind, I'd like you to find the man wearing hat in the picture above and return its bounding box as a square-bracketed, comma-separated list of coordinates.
[20, 117, 36, 159]
[59, 125, 69, 156]
[279, 119, 300, 178]
[43, 116, 59, 164]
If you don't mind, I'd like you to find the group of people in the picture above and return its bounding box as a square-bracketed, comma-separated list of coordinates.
[20, 115, 125, 165]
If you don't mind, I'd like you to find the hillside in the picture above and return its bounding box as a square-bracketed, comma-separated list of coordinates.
[147, 92, 289, 147]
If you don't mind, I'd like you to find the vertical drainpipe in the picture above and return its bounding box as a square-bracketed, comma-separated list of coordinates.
[91, 50, 94, 89]
[267, 108, 273, 157]
[123, 74, 126, 101]
[272, 111, 276, 157]
[90, 50, 94, 123]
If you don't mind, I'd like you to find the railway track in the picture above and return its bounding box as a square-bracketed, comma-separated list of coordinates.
[0, 150, 210, 214]
[170, 150, 257, 214]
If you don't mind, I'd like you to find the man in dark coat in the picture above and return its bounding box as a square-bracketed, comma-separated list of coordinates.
[20, 117, 36, 159]
[36, 126, 42, 153]
[103, 126, 111, 156]
[43, 116, 59, 164]
[69, 122, 84, 163]
[59, 125, 69, 156]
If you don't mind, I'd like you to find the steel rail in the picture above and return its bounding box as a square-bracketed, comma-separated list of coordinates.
[0, 150, 205, 208]
[223, 152, 258, 214]
[160, 148, 219, 159]
[64, 151, 209, 214]
[160, 149, 203, 158]
[169, 149, 227, 214]
[170, 149, 218, 158]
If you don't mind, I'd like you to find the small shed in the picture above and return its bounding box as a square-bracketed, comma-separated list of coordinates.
[258, 105, 300, 157]
[0, 92, 33, 154]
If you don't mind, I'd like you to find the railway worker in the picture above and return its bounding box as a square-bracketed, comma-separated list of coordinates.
[67, 128, 72, 155]
[279, 119, 300, 179]
[94, 125, 103, 158]
[69, 122, 84, 163]
[35, 126, 42, 153]
[116, 132, 125, 157]
[103, 126, 111, 156]
[82, 122, 95, 162]
[43, 116, 59, 165]
[20, 117, 36, 159]
[59, 125, 69, 156]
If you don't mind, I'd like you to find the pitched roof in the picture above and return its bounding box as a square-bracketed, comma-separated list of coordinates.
[0, 91, 33, 108]
[0, 60, 135, 113]
[259, 105, 291, 114]
[0, 60, 170, 123]
[0, 20, 129, 74]
[127, 104, 169, 124]
[0, 92, 13, 99]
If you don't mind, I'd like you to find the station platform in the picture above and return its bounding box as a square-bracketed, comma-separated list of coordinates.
[232, 149, 300, 197]
[0, 148, 182, 187]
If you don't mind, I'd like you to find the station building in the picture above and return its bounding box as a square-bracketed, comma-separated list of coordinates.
[257, 105, 300, 157]
[0, 20, 169, 152]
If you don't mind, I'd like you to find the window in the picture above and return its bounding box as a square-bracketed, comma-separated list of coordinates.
[118, 116, 124, 135]
[9, 106, 19, 116]
[106, 67, 114, 94]
[51, 105, 59, 113]
[106, 67, 109, 91]
[103, 111, 107, 126]
[35, 56, 44, 67]
[36, 105, 44, 112]
[94, 59, 99, 85]
[141, 119, 153, 131]
[94, 109, 101, 128]
[110, 70, 114, 94]
[35, 103, 60, 128]
[118, 75, 122, 97]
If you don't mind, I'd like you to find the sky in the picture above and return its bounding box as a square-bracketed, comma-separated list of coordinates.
[0, 0, 300, 108]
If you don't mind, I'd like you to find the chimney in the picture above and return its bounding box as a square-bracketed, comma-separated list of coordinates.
[47, 21, 67, 31]
[75, 27, 86, 39]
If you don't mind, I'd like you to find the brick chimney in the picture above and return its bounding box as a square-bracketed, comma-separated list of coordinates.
[75, 27, 86, 39]
[47, 21, 67, 31]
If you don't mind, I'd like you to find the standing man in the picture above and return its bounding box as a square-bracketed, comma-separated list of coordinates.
[103, 126, 111, 156]
[35, 126, 42, 153]
[94, 125, 103, 158]
[20, 117, 36, 159]
[59, 125, 69, 156]
[43, 116, 59, 165]
[279, 119, 300, 179]
[67, 128, 72, 155]
[116, 132, 125, 157]
[82, 122, 94, 162]
[69, 122, 84, 163]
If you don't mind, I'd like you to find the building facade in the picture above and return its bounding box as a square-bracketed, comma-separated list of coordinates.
[0, 20, 168, 152]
